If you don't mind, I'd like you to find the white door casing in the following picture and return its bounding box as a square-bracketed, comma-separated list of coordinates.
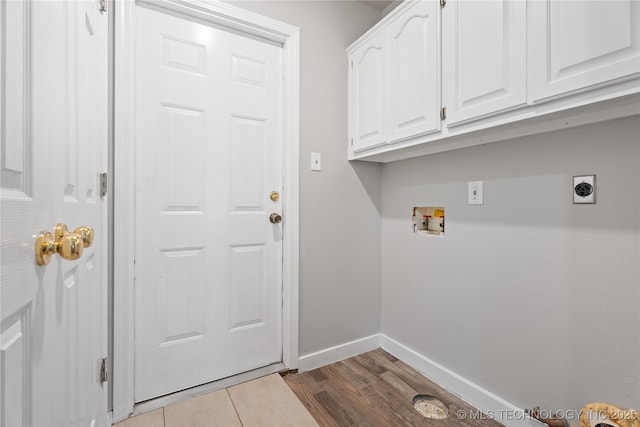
[113, 0, 300, 420]
[529, 0, 640, 102]
[443, 0, 527, 126]
[134, 4, 283, 401]
[0, 1, 108, 426]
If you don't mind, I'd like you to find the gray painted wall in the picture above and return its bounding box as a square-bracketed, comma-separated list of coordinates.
[227, 1, 384, 356]
[227, 1, 639, 413]
[381, 117, 640, 411]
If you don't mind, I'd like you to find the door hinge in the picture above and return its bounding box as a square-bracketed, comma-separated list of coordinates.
[350, 138, 354, 146]
[99, 0, 107, 13]
[99, 357, 108, 383]
[99, 172, 108, 198]
[440, 106, 447, 121]
[440, 0, 446, 8]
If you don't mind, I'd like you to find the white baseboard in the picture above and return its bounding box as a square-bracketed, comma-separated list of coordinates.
[380, 334, 542, 427]
[297, 334, 382, 372]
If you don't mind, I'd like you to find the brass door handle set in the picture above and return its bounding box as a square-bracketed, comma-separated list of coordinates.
[35, 224, 94, 266]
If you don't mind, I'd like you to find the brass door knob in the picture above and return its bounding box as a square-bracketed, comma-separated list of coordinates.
[269, 213, 282, 224]
[73, 225, 94, 248]
[35, 223, 94, 266]
[36, 232, 57, 266]
[57, 233, 84, 262]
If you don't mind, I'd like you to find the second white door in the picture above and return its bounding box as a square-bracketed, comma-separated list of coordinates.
[134, 5, 284, 401]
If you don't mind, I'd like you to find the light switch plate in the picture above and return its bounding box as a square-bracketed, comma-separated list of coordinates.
[573, 175, 596, 204]
[468, 181, 483, 205]
[311, 152, 321, 171]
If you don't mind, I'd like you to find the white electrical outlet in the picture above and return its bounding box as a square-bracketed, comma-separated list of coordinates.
[573, 175, 596, 204]
[468, 181, 483, 205]
[311, 152, 321, 171]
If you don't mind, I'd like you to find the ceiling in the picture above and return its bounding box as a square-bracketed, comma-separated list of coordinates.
[359, 0, 398, 11]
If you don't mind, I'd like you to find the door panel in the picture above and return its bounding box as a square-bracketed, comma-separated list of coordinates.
[230, 116, 267, 211]
[529, 0, 640, 101]
[229, 245, 266, 330]
[443, 0, 527, 125]
[1, 0, 36, 326]
[1, 1, 108, 426]
[388, 0, 440, 142]
[0, 310, 29, 426]
[159, 104, 206, 212]
[157, 248, 206, 346]
[134, 5, 283, 401]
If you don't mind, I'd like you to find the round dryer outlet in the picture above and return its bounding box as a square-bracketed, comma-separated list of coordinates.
[573, 175, 596, 204]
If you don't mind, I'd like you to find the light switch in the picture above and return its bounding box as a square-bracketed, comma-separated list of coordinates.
[468, 181, 483, 205]
[311, 152, 321, 171]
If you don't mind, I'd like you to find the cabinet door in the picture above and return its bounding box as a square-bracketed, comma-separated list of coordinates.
[387, 0, 441, 143]
[529, 0, 640, 102]
[350, 31, 387, 152]
[443, 0, 527, 126]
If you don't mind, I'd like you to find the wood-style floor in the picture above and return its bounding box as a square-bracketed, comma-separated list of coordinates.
[284, 349, 504, 427]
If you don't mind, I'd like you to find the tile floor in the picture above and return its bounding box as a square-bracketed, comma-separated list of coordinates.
[114, 374, 318, 427]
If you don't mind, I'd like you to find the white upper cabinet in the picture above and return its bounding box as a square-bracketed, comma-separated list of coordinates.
[443, 0, 527, 125]
[387, 0, 440, 142]
[347, 0, 639, 162]
[529, 0, 640, 102]
[349, 30, 387, 152]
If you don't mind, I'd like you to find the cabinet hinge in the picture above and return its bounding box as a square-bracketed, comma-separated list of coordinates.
[440, 106, 447, 121]
[440, 0, 446, 8]
[99, 357, 108, 383]
[99, 0, 107, 13]
[351, 138, 354, 146]
[99, 172, 108, 198]
[351, 60, 354, 69]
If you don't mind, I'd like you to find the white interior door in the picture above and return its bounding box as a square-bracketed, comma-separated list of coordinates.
[0, 1, 108, 426]
[134, 4, 284, 401]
